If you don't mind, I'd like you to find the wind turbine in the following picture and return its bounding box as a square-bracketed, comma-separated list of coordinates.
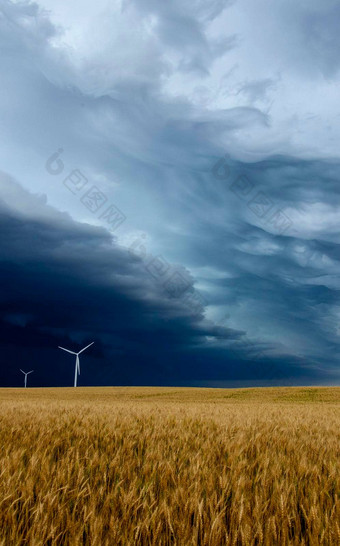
[58, 342, 94, 387]
[20, 369, 33, 388]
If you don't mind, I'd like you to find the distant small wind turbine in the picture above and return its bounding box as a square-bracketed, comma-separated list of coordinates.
[20, 369, 33, 388]
[58, 342, 94, 387]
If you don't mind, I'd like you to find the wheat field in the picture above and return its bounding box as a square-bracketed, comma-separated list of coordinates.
[0, 386, 339, 545]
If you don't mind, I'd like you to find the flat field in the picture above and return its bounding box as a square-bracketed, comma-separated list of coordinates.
[0, 386, 340, 545]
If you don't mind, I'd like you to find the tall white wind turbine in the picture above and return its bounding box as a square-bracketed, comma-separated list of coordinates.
[58, 342, 94, 387]
[20, 369, 33, 388]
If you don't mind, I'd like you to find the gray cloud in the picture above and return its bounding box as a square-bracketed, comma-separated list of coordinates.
[0, 0, 340, 386]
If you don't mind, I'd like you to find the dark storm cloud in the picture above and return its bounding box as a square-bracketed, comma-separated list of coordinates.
[191, 154, 340, 374]
[1, 175, 326, 387]
[1, 0, 340, 387]
[0, 175, 245, 386]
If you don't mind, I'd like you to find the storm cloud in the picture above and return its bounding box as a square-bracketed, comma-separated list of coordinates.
[0, 0, 340, 386]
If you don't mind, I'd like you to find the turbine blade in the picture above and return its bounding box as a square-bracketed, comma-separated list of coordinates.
[77, 356, 80, 375]
[20, 369, 25, 374]
[78, 342, 94, 354]
[28, 370, 34, 374]
[58, 346, 76, 355]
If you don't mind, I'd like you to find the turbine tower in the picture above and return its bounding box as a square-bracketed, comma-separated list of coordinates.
[58, 342, 94, 387]
[20, 369, 33, 388]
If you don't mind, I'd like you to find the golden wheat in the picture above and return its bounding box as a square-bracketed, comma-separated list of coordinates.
[0, 387, 339, 545]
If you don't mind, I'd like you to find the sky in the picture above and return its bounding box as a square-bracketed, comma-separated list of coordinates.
[1, 0, 340, 387]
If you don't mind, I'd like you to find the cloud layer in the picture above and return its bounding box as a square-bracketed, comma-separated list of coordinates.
[1, 0, 340, 386]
